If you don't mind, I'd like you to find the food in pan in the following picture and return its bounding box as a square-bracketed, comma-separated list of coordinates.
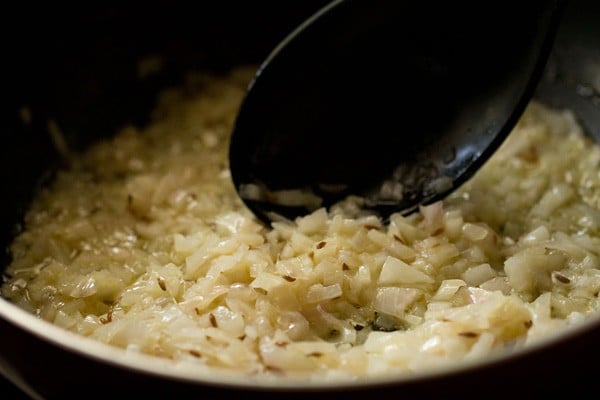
[2, 67, 599, 380]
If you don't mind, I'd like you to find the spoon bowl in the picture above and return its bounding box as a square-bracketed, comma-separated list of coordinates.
[229, 0, 564, 223]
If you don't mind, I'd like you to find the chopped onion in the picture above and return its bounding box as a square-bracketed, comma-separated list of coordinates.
[305, 283, 342, 303]
[374, 287, 421, 318]
[378, 256, 433, 285]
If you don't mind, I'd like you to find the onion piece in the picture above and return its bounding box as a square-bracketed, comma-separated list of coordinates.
[378, 256, 434, 285]
[374, 287, 421, 318]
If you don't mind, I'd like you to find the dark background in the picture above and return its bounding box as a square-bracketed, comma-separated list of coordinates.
[0, 0, 598, 398]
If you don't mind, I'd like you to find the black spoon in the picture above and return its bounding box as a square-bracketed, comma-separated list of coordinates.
[229, 0, 565, 223]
